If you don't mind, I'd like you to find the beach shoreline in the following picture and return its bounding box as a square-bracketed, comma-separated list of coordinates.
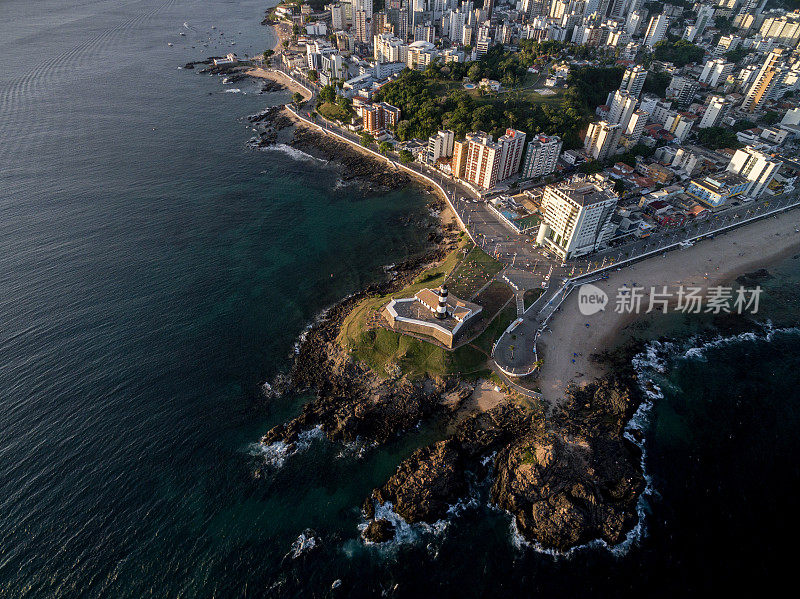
[537, 208, 800, 404]
[245, 67, 312, 101]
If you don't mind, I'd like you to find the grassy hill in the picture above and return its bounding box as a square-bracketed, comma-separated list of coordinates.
[337, 239, 514, 379]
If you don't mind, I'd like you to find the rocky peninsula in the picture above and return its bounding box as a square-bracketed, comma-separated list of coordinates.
[226, 84, 652, 552]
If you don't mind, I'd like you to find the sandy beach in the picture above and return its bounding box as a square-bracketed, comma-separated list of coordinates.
[537, 207, 800, 403]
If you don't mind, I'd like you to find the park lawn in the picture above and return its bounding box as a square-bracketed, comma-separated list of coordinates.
[350, 293, 517, 380]
[472, 301, 518, 356]
[337, 237, 514, 380]
[337, 236, 469, 357]
[445, 245, 504, 300]
[317, 102, 351, 122]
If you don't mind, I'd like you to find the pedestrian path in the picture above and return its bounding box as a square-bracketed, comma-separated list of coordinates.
[515, 291, 525, 316]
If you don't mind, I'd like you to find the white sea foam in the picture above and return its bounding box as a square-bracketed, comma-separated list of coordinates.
[359, 501, 454, 549]
[289, 529, 319, 558]
[256, 143, 325, 164]
[223, 88, 241, 93]
[249, 425, 324, 468]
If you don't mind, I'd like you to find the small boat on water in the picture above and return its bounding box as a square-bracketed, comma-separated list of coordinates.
[167, 42, 173, 47]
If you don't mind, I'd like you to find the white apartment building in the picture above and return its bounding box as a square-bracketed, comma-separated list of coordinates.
[644, 14, 669, 48]
[726, 146, 781, 198]
[664, 112, 696, 142]
[584, 120, 621, 161]
[620, 64, 648, 98]
[699, 58, 734, 88]
[427, 129, 455, 162]
[327, 3, 345, 30]
[606, 89, 638, 128]
[697, 95, 729, 129]
[714, 34, 741, 56]
[760, 13, 800, 48]
[621, 109, 648, 147]
[537, 176, 619, 259]
[521, 133, 562, 179]
[496, 129, 527, 182]
[374, 32, 405, 62]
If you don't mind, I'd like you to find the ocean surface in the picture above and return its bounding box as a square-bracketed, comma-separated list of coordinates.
[2, 1, 800, 597]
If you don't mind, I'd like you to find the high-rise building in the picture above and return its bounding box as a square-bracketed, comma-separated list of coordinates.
[644, 14, 669, 48]
[664, 112, 696, 142]
[584, 121, 621, 161]
[352, 0, 373, 19]
[606, 90, 638, 128]
[521, 133, 562, 179]
[620, 64, 648, 98]
[684, 3, 714, 41]
[743, 48, 786, 113]
[714, 34, 741, 56]
[537, 176, 619, 259]
[625, 9, 646, 35]
[374, 32, 405, 62]
[461, 129, 526, 188]
[452, 139, 469, 178]
[609, 0, 636, 20]
[760, 13, 800, 47]
[666, 75, 699, 107]
[363, 102, 401, 134]
[496, 129, 527, 182]
[726, 146, 781, 198]
[620, 109, 648, 148]
[699, 58, 734, 88]
[697, 95, 730, 129]
[426, 129, 455, 162]
[464, 132, 502, 188]
[328, 3, 345, 30]
[354, 9, 371, 43]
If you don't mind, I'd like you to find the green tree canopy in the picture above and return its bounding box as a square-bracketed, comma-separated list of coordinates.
[398, 149, 414, 164]
[652, 39, 705, 67]
[359, 131, 374, 146]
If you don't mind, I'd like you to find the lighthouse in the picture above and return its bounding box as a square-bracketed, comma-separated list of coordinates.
[436, 285, 448, 319]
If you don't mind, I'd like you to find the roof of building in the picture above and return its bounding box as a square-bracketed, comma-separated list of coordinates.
[550, 178, 617, 207]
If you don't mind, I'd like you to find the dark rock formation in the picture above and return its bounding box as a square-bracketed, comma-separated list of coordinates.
[259, 79, 286, 93]
[362, 519, 395, 543]
[371, 439, 467, 524]
[291, 127, 413, 192]
[491, 378, 645, 551]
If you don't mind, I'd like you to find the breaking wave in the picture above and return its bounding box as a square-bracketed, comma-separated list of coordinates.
[248, 425, 324, 468]
[255, 143, 325, 164]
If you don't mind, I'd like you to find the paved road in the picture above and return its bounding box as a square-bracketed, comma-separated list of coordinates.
[273, 62, 800, 386]
[493, 193, 800, 381]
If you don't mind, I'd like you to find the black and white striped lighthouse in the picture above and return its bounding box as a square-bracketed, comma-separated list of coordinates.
[436, 285, 448, 320]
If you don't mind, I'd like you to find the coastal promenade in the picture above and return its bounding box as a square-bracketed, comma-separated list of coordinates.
[492, 191, 800, 392]
[269, 62, 800, 397]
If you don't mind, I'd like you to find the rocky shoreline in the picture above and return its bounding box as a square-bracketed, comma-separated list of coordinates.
[182, 59, 288, 94]
[258, 225, 648, 552]
[240, 78, 648, 553]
